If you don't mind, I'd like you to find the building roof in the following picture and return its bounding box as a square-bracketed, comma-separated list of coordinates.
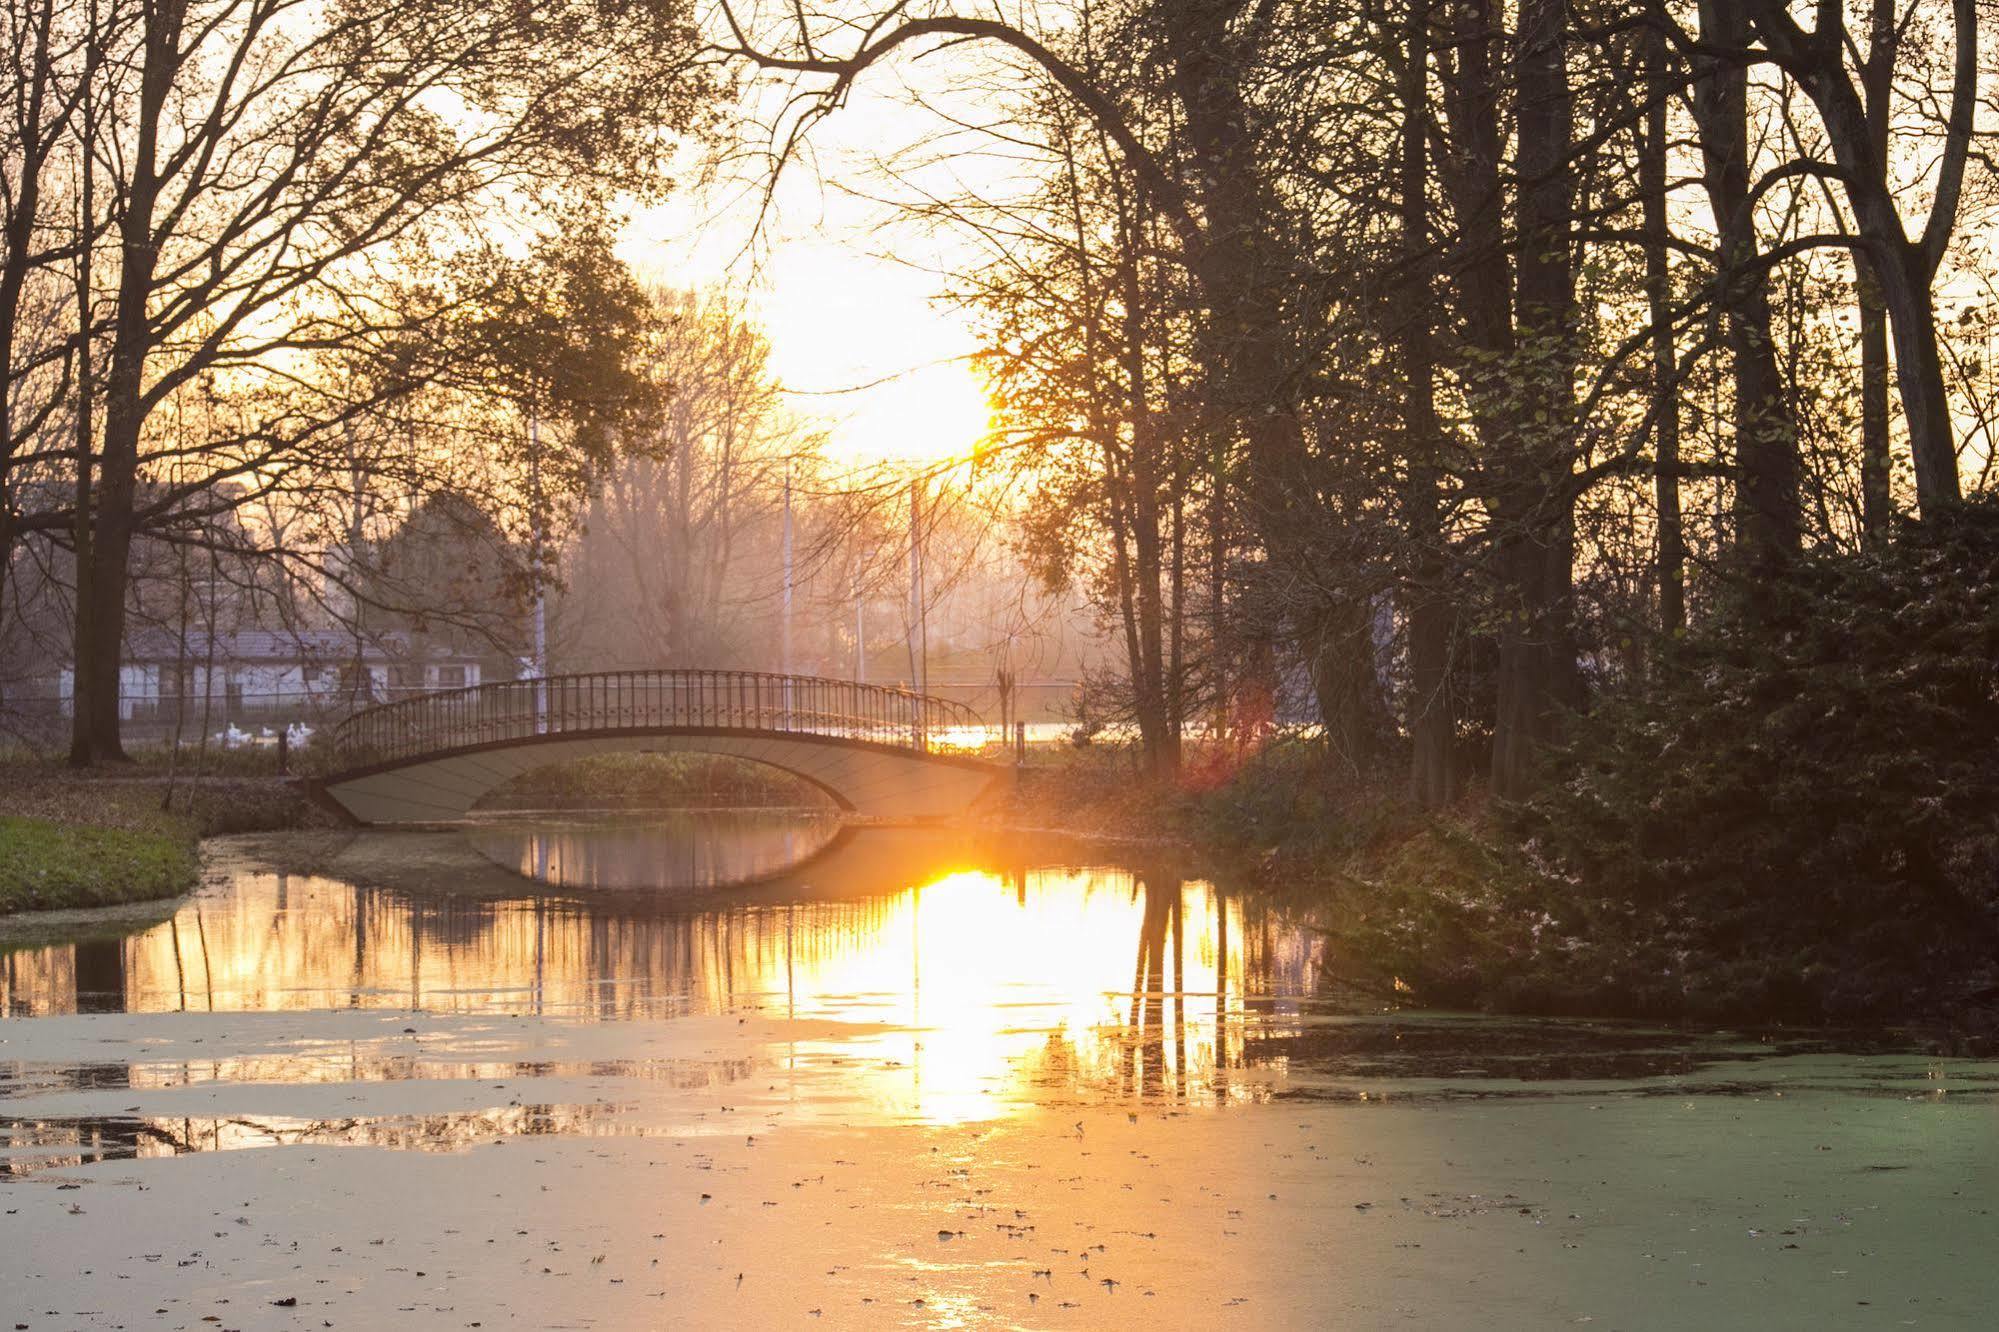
[123, 628, 484, 665]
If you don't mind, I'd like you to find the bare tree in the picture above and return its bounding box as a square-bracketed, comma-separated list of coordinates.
[563, 289, 805, 667]
[22, 0, 709, 760]
[1723, 0, 1979, 515]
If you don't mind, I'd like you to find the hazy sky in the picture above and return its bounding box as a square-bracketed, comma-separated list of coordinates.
[622, 63, 1004, 470]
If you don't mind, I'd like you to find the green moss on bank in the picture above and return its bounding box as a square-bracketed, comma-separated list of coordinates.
[0, 814, 199, 914]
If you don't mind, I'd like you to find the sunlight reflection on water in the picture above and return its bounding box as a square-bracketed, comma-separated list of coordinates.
[0, 819, 1330, 1170]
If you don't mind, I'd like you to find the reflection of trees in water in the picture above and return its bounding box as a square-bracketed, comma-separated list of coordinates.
[1116, 872, 1255, 1104]
[0, 1045, 762, 1178]
[5, 866, 1323, 1026]
[72, 939, 127, 1012]
[5, 877, 969, 1017]
[2, 853, 1327, 1128]
[1, 1098, 645, 1179]
[478, 813, 848, 893]
[987, 870, 1319, 1108]
[2, 946, 75, 1017]
[8, 873, 1321, 1015]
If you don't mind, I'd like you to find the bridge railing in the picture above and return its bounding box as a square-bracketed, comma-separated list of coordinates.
[327, 668, 989, 770]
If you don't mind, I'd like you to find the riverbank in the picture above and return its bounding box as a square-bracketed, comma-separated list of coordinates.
[992, 741, 1999, 1035]
[0, 761, 332, 915]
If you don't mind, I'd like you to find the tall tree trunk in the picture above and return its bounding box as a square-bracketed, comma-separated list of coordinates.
[68, 23, 99, 765]
[1858, 275, 1892, 534]
[77, 0, 187, 762]
[1440, 0, 1522, 792]
[1304, 597, 1390, 779]
[1120, 221, 1174, 779]
[1440, 0, 1512, 355]
[1641, 20, 1685, 634]
[1872, 243, 1961, 513]
[1166, 469, 1185, 769]
[0, 0, 60, 701]
[1490, 0, 1579, 801]
[1741, 0, 1968, 515]
[0, 0, 50, 446]
[1692, 0, 1801, 576]
[1857, 0, 1894, 537]
[1102, 461, 1158, 766]
[1160, 0, 1324, 751]
[1400, 0, 1455, 806]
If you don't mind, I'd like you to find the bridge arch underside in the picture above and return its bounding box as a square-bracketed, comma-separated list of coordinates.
[319, 729, 1006, 826]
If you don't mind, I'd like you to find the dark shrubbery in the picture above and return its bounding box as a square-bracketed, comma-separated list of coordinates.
[1517, 499, 1999, 1020]
[1002, 517, 1999, 1026]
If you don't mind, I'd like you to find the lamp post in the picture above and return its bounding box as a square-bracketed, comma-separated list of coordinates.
[910, 480, 928, 694]
[853, 562, 867, 684]
[528, 409, 548, 734]
[782, 463, 794, 672]
[781, 461, 794, 721]
[908, 479, 928, 748]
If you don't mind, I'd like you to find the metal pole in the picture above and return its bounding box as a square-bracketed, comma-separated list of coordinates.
[344, 416, 366, 711]
[782, 464, 794, 722]
[854, 562, 867, 683]
[908, 481, 926, 749]
[782, 465, 794, 672]
[909, 481, 927, 696]
[529, 410, 548, 735]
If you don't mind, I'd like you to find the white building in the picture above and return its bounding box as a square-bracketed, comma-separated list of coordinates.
[54, 629, 487, 723]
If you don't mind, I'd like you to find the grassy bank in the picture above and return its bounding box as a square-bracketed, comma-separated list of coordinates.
[0, 814, 198, 914]
[0, 761, 334, 915]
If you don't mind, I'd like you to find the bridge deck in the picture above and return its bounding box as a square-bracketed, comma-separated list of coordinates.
[330, 669, 989, 769]
[319, 670, 1006, 825]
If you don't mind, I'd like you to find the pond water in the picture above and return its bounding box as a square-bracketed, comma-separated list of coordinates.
[2, 814, 1996, 1328]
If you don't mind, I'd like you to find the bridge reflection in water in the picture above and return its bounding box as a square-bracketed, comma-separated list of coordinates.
[0, 825, 1324, 1173]
[465, 811, 849, 893]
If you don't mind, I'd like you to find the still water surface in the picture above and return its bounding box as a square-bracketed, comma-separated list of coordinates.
[1, 814, 1330, 1138]
[2, 813, 1996, 1327]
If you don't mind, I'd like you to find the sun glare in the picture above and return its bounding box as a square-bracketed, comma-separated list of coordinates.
[817, 357, 995, 468]
[24, 863, 1293, 1127]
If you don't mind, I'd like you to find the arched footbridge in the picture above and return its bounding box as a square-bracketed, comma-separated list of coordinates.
[316, 670, 1009, 825]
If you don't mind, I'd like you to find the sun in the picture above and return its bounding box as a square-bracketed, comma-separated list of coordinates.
[816, 356, 995, 468]
[626, 190, 999, 469]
